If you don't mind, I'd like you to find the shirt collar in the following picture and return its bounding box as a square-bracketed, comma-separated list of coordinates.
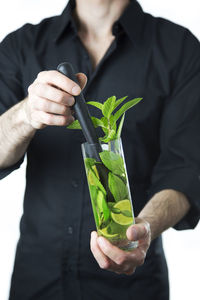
[53, 0, 145, 46]
[52, 0, 76, 43]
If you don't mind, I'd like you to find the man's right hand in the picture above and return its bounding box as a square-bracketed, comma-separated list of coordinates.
[23, 70, 87, 129]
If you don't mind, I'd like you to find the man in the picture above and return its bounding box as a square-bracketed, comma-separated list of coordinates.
[0, 0, 199, 299]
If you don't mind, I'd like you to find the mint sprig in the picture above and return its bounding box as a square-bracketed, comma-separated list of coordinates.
[67, 95, 142, 142]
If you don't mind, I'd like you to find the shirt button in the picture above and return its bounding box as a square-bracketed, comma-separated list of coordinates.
[68, 226, 73, 234]
[71, 180, 78, 188]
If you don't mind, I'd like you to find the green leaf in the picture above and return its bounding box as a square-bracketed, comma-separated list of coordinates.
[109, 115, 117, 132]
[108, 172, 128, 202]
[97, 190, 110, 222]
[102, 96, 116, 119]
[100, 130, 116, 143]
[107, 202, 115, 209]
[111, 207, 121, 214]
[116, 113, 125, 138]
[88, 169, 106, 195]
[89, 185, 99, 227]
[99, 150, 125, 176]
[91, 116, 104, 128]
[113, 98, 143, 123]
[84, 158, 96, 170]
[114, 96, 128, 110]
[100, 117, 109, 135]
[67, 119, 82, 129]
[121, 210, 133, 217]
[87, 101, 103, 110]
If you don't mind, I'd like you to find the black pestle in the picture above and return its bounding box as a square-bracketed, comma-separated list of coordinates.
[57, 62, 102, 161]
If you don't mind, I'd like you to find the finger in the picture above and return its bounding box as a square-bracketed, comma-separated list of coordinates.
[37, 70, 82, 96]
[97, 236, 130, 265]
[31, 110, 74, 126]
[33, 96, 72, 116]
[97, 237, 140, 273]
[76, 73, 87, 90]
[90, 232, 112, 270]
[91, 233, 132, 274]
[29, 83, 75, 106]
[126, 219, 150, 242]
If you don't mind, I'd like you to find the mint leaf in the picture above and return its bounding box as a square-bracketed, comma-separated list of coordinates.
[91, 116, 104, 128]
[88, 169, 106, 195]
[111, 207, 121, 214]
[97, 190, 110, 222]
[113, 98, 143, 123]
[109, 115, 117, 132]
[67, 119, 81, 129]
[89, 185, 99, 227]
[100, 130, 116, 143]
[87, 101, 103, 110]
[102, 96, 116, 119]
[107, 202, 115, 209]
[100, 117, 109, 135]
[114, 96, 128, 110]
[99, 150, 125, 176]
[84, 158, 96, 170]
[116, 113, 125, 138]
[121, 210, 133, 217]
[108, 172, 128, 202]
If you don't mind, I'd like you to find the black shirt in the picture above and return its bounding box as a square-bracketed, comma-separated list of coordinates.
[0, 1, 200, 299]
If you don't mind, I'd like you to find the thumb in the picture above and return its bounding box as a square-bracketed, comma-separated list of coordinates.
[126, 218, 150, 241]
[76, 72, 88, 91]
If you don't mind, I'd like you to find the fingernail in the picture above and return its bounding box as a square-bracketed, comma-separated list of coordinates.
[68, 115, 75, 124]
[72, 85, 81, 95]
[132, 228, 138, 241]
[68, 97, 75, 106]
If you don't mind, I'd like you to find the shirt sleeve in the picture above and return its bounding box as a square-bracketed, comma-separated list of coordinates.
[148, 29, 200, 230]
[0, 29, 26, 180]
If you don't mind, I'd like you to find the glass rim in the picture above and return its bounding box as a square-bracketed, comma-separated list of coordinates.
[81, 137, 122, 147]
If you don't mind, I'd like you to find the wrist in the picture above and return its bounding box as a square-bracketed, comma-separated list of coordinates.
[18, 99, 37, 137]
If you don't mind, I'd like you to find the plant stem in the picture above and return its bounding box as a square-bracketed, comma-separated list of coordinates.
[108, 141, 111, 152]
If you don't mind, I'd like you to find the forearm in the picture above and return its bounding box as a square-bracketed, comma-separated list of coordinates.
[0, 99, 36, 168]
[138, 189, 191, 241]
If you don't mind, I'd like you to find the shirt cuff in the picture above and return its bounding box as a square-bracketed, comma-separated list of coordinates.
[148, 167, 200, 230]
[0, 155, 25, 180]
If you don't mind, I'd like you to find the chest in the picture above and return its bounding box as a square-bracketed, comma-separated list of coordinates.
[77, 33, 116, 70]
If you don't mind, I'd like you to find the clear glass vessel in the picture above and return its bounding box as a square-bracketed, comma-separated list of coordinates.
[82, 138, 138, 250]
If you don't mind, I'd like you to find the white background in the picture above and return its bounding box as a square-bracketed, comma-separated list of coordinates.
[0, 1, 200, 299]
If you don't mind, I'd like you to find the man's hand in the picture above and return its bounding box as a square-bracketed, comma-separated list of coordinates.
[24, 70, 87, 129]
[90, 218, 151, 275]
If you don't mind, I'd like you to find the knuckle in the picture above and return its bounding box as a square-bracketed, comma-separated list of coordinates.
[60, 116, 68, 126]
[28, 84, 33, 94]
[57, 93, 65, 103]
[116, 256, 126, 265]
[37, 71, 47, 80]
[137, 254, 145, 266]
[61, 105, 67, 115]
[49, 70, 58, 77]
[45, 114, 54, 125]
[138, 257, 145, 266]
[40, 100, 49, 111]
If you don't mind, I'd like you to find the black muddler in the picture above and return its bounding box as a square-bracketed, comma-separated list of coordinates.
[57, 62, 102, 161]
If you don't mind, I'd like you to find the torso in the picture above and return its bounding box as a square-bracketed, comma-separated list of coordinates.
[78, 31, 116, 70]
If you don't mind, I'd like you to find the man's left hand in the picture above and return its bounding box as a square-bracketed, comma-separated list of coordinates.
[90, 218, 151, 275]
